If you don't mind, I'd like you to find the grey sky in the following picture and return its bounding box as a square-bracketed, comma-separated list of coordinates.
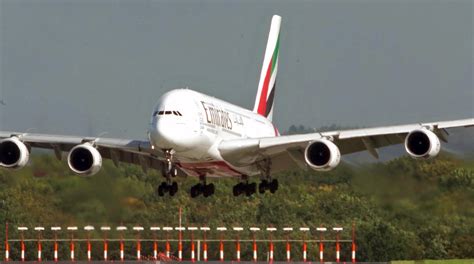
[1, 0, 472, 139]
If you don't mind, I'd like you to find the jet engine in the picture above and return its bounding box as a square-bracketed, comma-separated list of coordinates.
[404, 128, 441, 159]
[304, 139, 341, 171]
[67, 143, 102, 176]
[0, 137, 30, 169]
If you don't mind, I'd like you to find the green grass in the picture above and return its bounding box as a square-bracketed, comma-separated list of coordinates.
[392, 260, 474, 264]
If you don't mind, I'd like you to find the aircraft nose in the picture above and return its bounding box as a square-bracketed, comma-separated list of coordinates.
[151, 118, 176, 149]
[150, 117, 197, 151]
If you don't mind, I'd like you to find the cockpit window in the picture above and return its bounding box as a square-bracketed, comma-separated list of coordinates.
[155, 110, 183, 116]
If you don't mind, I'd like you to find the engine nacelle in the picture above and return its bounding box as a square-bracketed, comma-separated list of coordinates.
[304, 139, 341, 171]
[0, 137, 30, 169]
[404, 128, 441, 159]
[67, 143, 102, 176]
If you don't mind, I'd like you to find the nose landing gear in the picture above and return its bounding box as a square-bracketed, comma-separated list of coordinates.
[157, 149, 179, 197]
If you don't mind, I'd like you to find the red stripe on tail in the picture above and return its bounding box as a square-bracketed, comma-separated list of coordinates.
[257, 60, 273, 116]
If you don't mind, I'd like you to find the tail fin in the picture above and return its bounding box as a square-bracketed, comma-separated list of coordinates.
[253, 15, 281, 121]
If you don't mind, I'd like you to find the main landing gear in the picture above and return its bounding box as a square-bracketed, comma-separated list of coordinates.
[258, 179, 278, 194]
[190, 176, 215, 198]
[157, 181, 178, 197]
[232, 179, 279, 197]
[233, 181, 257, 197]
[233, 159, 279, 197]
[157, 149, 179, 197]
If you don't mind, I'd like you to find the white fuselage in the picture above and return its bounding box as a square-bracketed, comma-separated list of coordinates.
[148, 89, 278, 178]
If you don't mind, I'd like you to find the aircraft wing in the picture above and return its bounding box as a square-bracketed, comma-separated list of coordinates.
[218, 118, 474, 172]
[0, 131, 165, 173]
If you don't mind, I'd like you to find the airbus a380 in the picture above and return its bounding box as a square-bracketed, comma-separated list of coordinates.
[1, 15, 473, 198]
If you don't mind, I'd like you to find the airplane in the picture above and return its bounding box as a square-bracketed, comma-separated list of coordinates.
[0, 15, 473, 198]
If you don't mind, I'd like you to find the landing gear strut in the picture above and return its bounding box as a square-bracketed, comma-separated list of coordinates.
[157, 149, 179, 197]
[257, 159, 279, 194]
[190, 176, 215, 198]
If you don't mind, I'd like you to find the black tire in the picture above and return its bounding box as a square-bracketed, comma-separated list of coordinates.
[249, 182, 257, 193]
[245, 186, 252, 196]
[259, 180, 268, 194]
[190, 185, 200, 198]
[161, 182, 169, 191]
[157, 185, 165, 196]
[208, 183, 215, 195]
[233, 183, 242, 196]
[169, 182, 178, 196]
[245, 183, 256, 196]
[233, 185, 239, 196]
[270, 179, 279, 193]
[202, 183, 214, 197]
[197, 183, 203, 194]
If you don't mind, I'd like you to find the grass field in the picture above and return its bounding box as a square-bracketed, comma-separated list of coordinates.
[392, 260, 474, 264]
